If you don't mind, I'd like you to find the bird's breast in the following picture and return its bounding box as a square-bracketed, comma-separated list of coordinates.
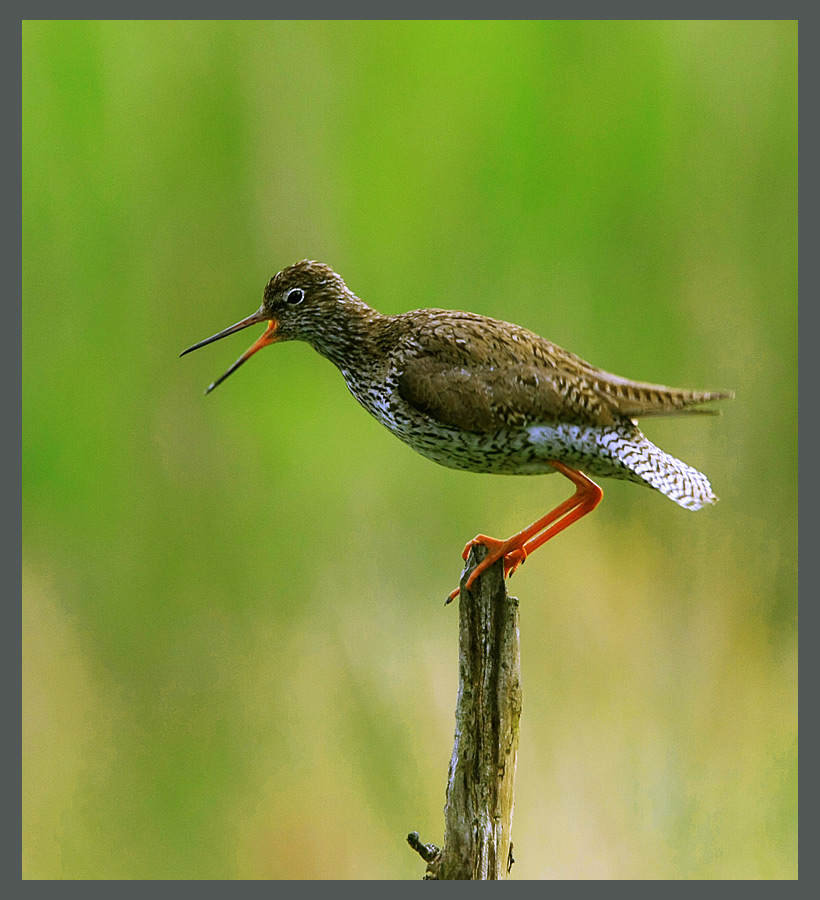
[337, 365, 648, 482]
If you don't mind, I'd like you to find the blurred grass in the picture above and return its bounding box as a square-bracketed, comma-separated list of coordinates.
[23, 21, 796, 879]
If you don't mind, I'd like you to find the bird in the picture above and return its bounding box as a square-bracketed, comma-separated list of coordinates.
[181, 260, 732, 601]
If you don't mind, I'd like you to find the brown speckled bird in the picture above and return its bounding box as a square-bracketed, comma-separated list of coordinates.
[181, 260, 733, 600]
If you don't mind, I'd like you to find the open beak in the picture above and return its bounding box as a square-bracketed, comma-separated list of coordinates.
[180, 308, 279, 394]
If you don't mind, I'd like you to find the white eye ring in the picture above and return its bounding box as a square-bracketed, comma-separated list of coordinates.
[286, 287, 305, 305]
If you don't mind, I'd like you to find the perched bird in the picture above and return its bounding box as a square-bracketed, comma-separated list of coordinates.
[181, 260, 732, 600]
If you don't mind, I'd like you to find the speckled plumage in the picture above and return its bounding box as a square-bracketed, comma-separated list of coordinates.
[246, 261, 729, 511]
[182, 260, 732, 591]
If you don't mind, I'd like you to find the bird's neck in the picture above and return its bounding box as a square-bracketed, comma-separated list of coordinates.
[310, 295, 391, 373]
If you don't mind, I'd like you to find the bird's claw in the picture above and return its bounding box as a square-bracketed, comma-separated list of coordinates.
[460, 534, 503, 561]
[446, 540, 527, 603]
[503, 548, 527, 578]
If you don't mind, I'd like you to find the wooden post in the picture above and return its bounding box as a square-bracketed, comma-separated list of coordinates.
[408, 544, 522, 879]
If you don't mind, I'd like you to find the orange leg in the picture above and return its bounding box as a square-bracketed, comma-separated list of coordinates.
[446, 461, 603, 603]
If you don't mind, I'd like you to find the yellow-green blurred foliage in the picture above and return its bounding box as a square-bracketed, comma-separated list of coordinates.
[23, 21, 796, 879]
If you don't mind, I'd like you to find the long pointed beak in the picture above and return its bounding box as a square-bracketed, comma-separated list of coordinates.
[180, 308, 279, 394]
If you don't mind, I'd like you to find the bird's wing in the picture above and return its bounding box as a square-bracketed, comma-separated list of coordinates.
[397, 356, 579, 433]
[396, 311, 732, 431]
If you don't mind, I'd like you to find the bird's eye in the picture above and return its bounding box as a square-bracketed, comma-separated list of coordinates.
[286, 288, 305, 305]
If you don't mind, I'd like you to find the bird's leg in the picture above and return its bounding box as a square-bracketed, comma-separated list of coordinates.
[515, 461, 604, 559]
[446, 462, 603, 603]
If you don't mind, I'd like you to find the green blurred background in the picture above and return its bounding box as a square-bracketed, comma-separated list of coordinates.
[22, 21, 797, 879]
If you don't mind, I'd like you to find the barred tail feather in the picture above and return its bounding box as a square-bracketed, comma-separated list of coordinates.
[629, 440, 717, 510]
[597, 428, 718, 510]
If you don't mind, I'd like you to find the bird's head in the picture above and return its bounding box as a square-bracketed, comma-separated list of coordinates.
[180, 260, 362, 393]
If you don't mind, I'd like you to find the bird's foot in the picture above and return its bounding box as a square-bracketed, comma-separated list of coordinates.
[461, 535, 528, 581]
[445, 536, 527, 603]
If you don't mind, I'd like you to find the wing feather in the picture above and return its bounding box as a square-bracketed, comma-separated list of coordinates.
[394, 311, 732, 432]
